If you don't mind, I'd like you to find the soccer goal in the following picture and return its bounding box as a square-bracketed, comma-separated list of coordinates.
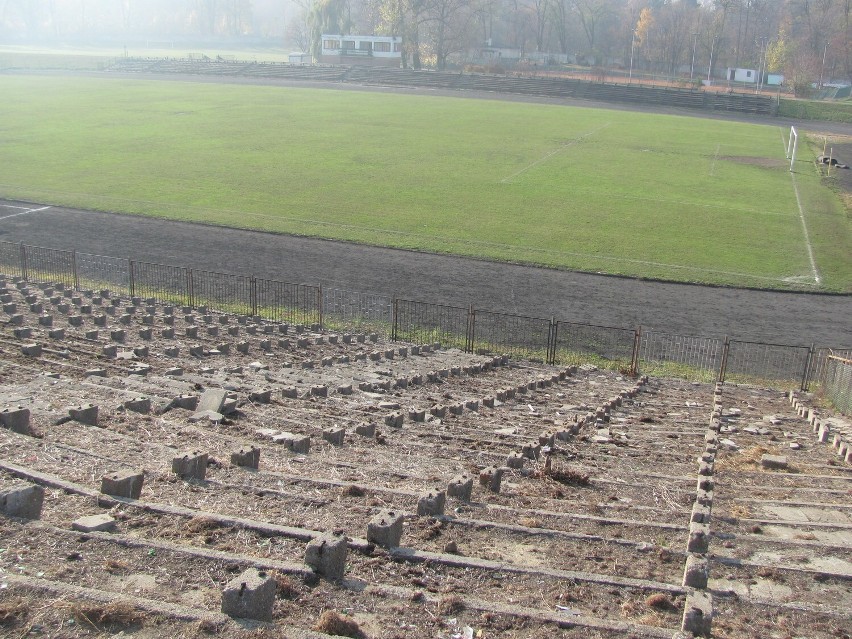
[786, 126, 798, 172]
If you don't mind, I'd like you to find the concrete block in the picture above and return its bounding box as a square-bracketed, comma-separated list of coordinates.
[305, 533, 348, 580]
[681, 590, 712, 637]
[14, 327, 33, 339]
[760, 454, 788, 470]
[72, 514, 116, 533]
[310, 385, 328, 398]
[249, 388, 272, 404]
[691, 503, 712, 524]
[38, 314, 53, 327]
[323, 428, 345, 446]
[84, 368, 107, 378]
[446, 474, 474, 501]
[123, 397, 151, 414]
[687, 522, 710, 554]
[198, 389, 227, 413]
[683, 554, 709, 589]
[506, 452, 525, 469]
[231, 447, 260, 469]
[479, 466, 504, 493]
[367, 509, 404, 548]
[68, 403, 98, 426]
[337, 384, 353, 396]
[20, 342, 41, 357]
[0, 406, 30, 435]
[172, 451, 208, 480]
[281, 386, 298, 399]
[522, 442, 541, 460]
[100, 470, 144, 499]
[272, 432, 311, 454]
[430, 404, 447, 419]
[355, 422, 376, 438]
[0, 483, 44, 519]
[417, 489, 446, 517]
[221, 568, 277, 622]
[408, 408, 426, 423]
[384, 412, 404, 428]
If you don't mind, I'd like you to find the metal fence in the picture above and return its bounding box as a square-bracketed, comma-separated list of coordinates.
[821, 355, 852, 414]
[639, 331, 722, 383]
[0, 240, 849, 409]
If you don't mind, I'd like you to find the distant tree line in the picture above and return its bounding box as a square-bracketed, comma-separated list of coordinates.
[2, 0, 850, 88]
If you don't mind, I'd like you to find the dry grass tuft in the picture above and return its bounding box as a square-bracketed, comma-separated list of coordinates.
[438, 594, 465, 614]
[69, 601, 145, 628]
[532, 464, 590, 487]
[341, 485, 366, 497]
[183, 516, 221, 534]
[0, 598, 29, 625]
[313, 610, 365, 638]
[644, 593, 678, 612]
[273, 573, 302, 599]
[104, 559, 130, 574]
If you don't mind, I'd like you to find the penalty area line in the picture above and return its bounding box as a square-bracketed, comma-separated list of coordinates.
[0, 205, 52, 221]
[500, 123, 612, 184]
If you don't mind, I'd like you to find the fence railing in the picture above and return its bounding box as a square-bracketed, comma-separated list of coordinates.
[821, 355, 852, 414]
[0, 240, 849, 407]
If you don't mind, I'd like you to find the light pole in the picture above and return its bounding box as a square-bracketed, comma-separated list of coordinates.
[629, 30, 636, 83]
[819, 41, 828, 89]
[707, 35, 717, 85]
[690, 32, 698, 82]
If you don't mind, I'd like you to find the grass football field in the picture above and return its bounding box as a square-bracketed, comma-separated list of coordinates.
[0, 74, 849, 291]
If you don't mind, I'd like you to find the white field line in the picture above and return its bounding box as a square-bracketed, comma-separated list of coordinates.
[500, 123, 611, 184]
[0, 205, 51, 220]
[709, 143, 720, 177]
[789, 171, 821, 285]
[778, 127, 821, 286]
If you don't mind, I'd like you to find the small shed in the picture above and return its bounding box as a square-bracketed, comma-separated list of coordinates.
[726, 67, 757, 83]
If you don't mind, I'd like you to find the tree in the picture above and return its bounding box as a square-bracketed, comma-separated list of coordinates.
[308, 0, 352, 58]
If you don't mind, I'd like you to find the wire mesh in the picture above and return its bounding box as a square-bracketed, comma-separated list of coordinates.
[192, 270, 253, 316]
[639, 332, 722, 382]
[471, 310, 552, 362]
[0, 242, 21, 278]
[323, 287, 393, 336]
[23, 245, 74, 288]
[821, 355, 852, 414]
[394, 299, 469, 350]
[131, 261, 189, 306]
[256, 278, 321, 326]
[553, 321, 636, 371]
[724, 340, 811, 386]
[75, 253, 130, 296]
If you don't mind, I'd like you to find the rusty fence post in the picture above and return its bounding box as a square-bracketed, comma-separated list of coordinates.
[717, 336, 730, 383]
[630, 327, 642, 376]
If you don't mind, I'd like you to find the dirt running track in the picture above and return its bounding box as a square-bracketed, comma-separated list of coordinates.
[0, 199, 849, 347]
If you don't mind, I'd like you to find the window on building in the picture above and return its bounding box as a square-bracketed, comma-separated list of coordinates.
[359, 41, 373, 51]
[323, 39, 340, 50]
[374, 41, 391, 52]
[343, 40, 355, 50]
[393, 42, 402, 52]
[747, 70, 752, 77]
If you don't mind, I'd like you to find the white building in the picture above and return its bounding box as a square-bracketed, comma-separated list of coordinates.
[319, 35, 402, 67]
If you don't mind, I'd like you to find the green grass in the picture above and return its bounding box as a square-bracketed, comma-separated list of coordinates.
[777, 98, 852, 124]
[0, 74, 850, 292]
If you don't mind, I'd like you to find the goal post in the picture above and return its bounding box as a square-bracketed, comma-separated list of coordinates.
[786, 126, 798, 172]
